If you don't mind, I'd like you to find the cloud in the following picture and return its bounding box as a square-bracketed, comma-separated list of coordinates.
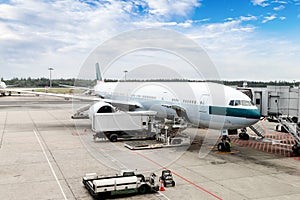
[252, 0, 270, 7]
[193, 31, 300, 80]
[262, 14, 277, 23]
[280, 16, 286, 20]
[0, 0, 134, 78]
[0, 0, 300, 81]
[145, 0, 201, 17]
[291, 0, 299, 6]
[185, 13, 300, 81]
[273, 5, 285, 11]
[133, 20, 193, 28]
[240, 15, 258, 21]
[0, 0, 203, 78]
[272, 0, 288, 4]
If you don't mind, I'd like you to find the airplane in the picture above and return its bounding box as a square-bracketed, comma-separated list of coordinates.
[90, 64, 260, 150]
[4, 63, 261, 151]
[0, 80, 13, 96]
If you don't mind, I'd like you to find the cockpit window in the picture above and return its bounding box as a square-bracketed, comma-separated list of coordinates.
[229, 100, 254, 106]
[234, 100, 241, 106]
[242, 100, 253, 106]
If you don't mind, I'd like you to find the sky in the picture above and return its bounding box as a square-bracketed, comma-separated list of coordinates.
[0, 0, 300, 81]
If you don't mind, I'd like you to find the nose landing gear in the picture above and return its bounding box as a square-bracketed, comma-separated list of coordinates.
[217, 135, 232, 152]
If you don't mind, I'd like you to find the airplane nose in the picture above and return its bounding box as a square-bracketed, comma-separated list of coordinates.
[248, 108, 261, 119]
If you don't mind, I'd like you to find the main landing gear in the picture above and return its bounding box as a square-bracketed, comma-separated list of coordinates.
[239, 128, 250, 140]
[217, 135, 232, 152]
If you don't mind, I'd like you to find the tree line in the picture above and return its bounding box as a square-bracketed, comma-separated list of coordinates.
[2, 77, 95, 88]
[1, 77, 298, 88]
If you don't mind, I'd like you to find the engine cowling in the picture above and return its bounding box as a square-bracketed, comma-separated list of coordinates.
[88, 102, 115, 119]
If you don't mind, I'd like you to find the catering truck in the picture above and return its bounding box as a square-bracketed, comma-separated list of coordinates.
[82, 170, 159, 199]
[92, 110, 158, 142]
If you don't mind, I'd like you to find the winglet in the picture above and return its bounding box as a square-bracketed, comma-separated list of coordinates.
[95, 62, 103, 82]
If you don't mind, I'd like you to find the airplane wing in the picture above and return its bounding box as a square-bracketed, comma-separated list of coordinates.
[6, 84, 19, 87]
[4, 88, 141, 108]
[162, 103, 191, 122]
[59, 84, 94, 91]
[59, 84, 95, 95]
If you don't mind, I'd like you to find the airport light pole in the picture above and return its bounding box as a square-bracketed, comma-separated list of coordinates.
[124, 70, 128, 81]
[48, 67, 54, 87]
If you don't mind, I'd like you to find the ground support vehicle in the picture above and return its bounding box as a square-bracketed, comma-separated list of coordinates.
[159, 170, 175, 187]
[92, 111, 159, 142]
[82, 170, 159, 199]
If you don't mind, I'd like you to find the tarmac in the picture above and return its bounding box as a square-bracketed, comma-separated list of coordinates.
[0, 95, 300, 200]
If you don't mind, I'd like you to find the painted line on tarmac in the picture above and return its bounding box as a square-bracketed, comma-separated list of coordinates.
[33, 129, 67, 200]
[0, 112, 7, 149]
[157, 191, 171, 200]
[134, 151, 223, 200]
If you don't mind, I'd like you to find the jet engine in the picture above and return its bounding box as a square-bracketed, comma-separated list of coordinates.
[88, 102, 115, 119]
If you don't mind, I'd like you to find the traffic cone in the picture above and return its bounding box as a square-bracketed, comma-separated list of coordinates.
[159, 180, 165, 191]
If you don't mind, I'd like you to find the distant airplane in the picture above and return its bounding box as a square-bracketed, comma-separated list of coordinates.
[4, 63, 261, 151]
[0, 80, 13, 96]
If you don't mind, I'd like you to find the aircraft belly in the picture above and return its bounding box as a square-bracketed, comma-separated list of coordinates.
[192, 113, 259, 129]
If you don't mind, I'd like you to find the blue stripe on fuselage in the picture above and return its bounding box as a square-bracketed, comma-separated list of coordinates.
[209, 106, 261, 119]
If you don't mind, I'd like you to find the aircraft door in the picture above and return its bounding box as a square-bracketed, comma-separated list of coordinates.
[199, 94, 210, 114]
[269, 93, 280, 115]
[200, 94, 209, 105]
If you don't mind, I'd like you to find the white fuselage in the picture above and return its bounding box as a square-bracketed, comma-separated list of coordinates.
[0, 81, 7, 94]
[0, 81, 6, 89]
[94, 81, 260, 130]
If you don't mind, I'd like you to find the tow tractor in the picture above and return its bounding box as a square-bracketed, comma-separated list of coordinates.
[159, 170, 175, 187]
[82, 170, 159, 199]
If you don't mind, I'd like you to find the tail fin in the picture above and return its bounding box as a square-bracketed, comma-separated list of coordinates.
[95, 62, 103, 82]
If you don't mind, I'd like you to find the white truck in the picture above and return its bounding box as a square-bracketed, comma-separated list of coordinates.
[82, 170, 159, 199]
[92, 110, 158, 142]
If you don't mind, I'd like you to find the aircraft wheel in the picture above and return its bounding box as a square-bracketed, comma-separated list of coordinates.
[239, 132, 249, 140]
[225, 142, 231, 152]
[138, 185, 148, 194]
[172, 181, 175, 187]
[217, 143, 225, 152]
[109, 134, 118, 142]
